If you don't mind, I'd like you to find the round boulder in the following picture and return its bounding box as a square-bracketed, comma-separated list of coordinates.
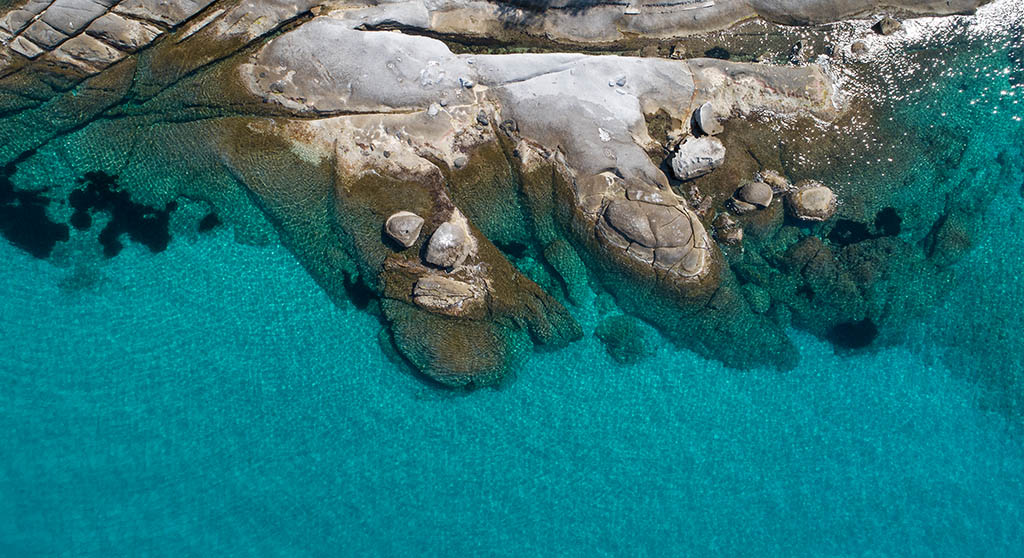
[736, 181, 773, 208]
[692, 101, 723, 136]
[426, 209, 476, 268]
[787, 180, 838, 222]
[385, 211, 425, 248]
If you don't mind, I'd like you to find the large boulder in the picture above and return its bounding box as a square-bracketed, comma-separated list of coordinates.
[671, 136, 726, 181]
[787, 180, 837, 222]
[426, 209, 477, 268]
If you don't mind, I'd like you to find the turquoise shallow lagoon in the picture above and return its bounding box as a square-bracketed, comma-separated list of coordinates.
[3, 2, 1024, 556]
[2, 218, 1023, 556]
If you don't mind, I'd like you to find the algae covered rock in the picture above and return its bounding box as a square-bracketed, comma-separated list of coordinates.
[595, 314, 656, 364]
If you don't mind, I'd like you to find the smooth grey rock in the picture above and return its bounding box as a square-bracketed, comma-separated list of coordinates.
[736, 181, 773, 208]
[671, 136, 726, 181]
[787, 180, 838, 221]
[693, 101, 723, 136]
[385, 211, 425, 248]
[22, 20, 68, 49]
[41, 0, 116, 37]
[426, 209, 475, 268]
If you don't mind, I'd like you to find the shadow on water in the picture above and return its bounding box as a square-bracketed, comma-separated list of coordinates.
[0, 151, 69, 259]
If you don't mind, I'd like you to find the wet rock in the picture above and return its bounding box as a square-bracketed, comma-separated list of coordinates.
[759, 169, 791, 193]
[426, 209, 476, 268]
[735, 181, 773, 209]
[692, 101, 723, 136]
[713, 213, 743, 246]
[385, 211, 425, 248]
[787, 180, 837, 222]
[873, 16, 902, 36]
[670, 136, 725, 181]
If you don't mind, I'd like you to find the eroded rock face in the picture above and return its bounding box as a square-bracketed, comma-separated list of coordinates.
[412, 274, 487, 315]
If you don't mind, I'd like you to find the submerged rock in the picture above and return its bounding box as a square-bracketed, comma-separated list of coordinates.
[385, 211, 425, 248]
[671, 137, 726, 181]
[787, 180, 838, 222]
[595, 314, 655, 364]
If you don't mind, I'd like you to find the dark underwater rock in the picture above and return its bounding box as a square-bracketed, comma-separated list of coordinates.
[595, 314, 656, 364]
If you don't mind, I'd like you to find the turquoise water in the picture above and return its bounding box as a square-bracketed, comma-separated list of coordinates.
[3, 4, 1024, 557]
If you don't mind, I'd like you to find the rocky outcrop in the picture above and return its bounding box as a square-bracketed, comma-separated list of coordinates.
[0, 0, 992, 385]
[426, 209, 477, 269]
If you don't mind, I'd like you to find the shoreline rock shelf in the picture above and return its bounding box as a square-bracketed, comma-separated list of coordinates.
[0, 0, 992, 386]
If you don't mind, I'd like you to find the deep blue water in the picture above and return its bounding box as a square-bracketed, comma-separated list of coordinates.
[3, 3, 1024, 556]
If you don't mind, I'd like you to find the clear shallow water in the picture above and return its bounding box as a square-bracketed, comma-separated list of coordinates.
[3, 2, 1024, 556]
[2, 228, 1022, 556]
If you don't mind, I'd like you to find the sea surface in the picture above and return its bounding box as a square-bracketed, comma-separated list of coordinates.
[2, 2, 1024, 556]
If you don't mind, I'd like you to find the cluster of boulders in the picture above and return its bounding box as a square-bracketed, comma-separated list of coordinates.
[729, 172, 837, 222]
[385, 207, 484, 315]
[667, 102, 838, 250]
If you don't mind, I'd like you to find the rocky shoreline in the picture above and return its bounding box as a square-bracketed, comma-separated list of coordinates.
[0, 0, 997, 386]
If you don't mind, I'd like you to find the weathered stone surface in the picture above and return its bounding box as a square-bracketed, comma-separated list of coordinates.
[787, 180, 838, 221]
[115, 0, 216, 27]
[412, 274, 486, 316]
[385, 211, 425, 248]
[671, 137, 726, 181]
[759, 170, 791, 193]
[426, 209, 476, 269]
[86, 13, 162, 52]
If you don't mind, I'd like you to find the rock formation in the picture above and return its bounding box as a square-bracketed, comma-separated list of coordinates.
[0, 0, 994, 385]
